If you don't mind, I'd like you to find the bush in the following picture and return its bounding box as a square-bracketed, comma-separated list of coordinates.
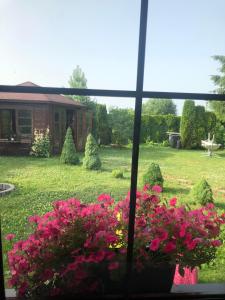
[60, 127, 79, 165]
[214, 122, 225, 147]
[162, 140, 169, 147]
[195, 106, 206, 148]
[143, 163, 164, 189]
[83, 133, 101, 170]
[112, 169, 124, 179]
[96, 104, 111, 145]
[205, 111, 217, 135]
[180, 100, 196, 149]
[30, 128, 51, 158]
[141, 115, 181, 144]
[191, 179, 214, 206]
[108, 108, 134, 145]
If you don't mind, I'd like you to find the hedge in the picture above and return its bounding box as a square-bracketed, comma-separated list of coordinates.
[141, 114, 181, 143]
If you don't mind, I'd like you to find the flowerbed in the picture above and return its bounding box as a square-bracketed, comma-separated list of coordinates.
[6, 185, 225, 298]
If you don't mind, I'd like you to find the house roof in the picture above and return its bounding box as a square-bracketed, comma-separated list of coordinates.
[0, 82, 85, 108]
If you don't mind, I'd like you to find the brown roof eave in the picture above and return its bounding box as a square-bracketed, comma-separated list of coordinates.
[0, 99, 87, 109]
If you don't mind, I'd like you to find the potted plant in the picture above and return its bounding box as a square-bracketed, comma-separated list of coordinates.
[115, 185, 225, 293]
[6, 187, 225, 298]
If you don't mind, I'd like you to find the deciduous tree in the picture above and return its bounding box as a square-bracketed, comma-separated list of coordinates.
[142, 99, 176, 115]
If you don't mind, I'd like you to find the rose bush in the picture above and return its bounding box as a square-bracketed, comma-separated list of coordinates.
[6, 186, 225, 298]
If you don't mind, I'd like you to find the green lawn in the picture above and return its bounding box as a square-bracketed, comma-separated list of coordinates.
[1, 145, 225, 282]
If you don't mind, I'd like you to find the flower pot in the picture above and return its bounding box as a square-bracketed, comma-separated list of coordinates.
[130, 264, 176, 294]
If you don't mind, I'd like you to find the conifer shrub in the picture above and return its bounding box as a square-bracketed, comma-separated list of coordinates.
[30, 128, 51, 158]
[195, 106, 207, 148]
[180, 100, 196, 149]
[83, 133, 101, 170]
[112, 169, 124, 179]
[143, 163, 164, 189]
[191, 179, 214, 206]
[60, 127, 79, 165]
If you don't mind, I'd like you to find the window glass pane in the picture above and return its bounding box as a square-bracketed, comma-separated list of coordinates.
[0, 110, 12, 138]
[0, 0, 139, 90]
[18, 110, 32, 134]
[18, 110, 31, 119]
[144, 0, 225, 97]
[18, 118, 32, 126]
[19, 126, 32, 134]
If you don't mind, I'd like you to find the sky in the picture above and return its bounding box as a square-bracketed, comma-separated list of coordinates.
[0, 0, 225, 115]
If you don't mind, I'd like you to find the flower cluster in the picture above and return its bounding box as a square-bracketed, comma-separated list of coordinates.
[6, 186, 225, 297]
[115, 185, 225, 275]
[7, 196, 125, 298]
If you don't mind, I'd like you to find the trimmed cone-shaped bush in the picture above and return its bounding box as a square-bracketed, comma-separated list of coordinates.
[83, 133, 101, 170]
[60, 127, 79, 165]
[191, 179, 214, 206]
[143, 163, 164, 189]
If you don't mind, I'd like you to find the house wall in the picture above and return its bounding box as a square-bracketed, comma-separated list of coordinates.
[0, 102, 91, 155]
[0, 103, 50, 155]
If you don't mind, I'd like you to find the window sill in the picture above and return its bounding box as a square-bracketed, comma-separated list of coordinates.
[0, 140, 30, 144]
[5, 284, 225, 299]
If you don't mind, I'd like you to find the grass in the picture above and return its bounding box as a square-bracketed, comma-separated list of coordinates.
[1, 144, 225, 282]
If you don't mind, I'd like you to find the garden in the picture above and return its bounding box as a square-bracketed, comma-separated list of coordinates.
[1, 57, 225, 296]
[1, 144, 225, 286]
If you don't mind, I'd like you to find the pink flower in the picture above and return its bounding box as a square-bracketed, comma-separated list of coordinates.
[164, 241, 176, 253]
[186, 240, 198, 250]
[143, 184, 150, 191]
[169, 197, 177, 207]
[150, 238, 160, 251]
[97, 194, 114, 206]
[179, 223, 187, 238]
[152, 185, 162, 193]
[28, 215, 41, 224]
[158, 230, 168, 241]
[206, 203, 215, 210]
[18, 282, 28, 297]
[108, 262, 119, 270]
[5, 234, 15, 241]
[211, 240, 222, 247]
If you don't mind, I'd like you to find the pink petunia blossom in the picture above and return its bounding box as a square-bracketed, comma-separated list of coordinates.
[211, 240, 222, 247]
[164, 241, 176, 253]
[143, 184, 150, 191]
[152, 185, 162, 193]
[169, 197, 177, 207]
[150, 238, 161, 251]
[108, 261, 119, 270]
[5, 234, 15, 241]
[186, 240, 198, 251]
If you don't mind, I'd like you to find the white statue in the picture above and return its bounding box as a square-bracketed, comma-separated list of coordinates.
[201, 133, 221, 157]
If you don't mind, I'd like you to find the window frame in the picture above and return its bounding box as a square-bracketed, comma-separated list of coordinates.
[0, 0, 225, 298]
[17, 109, 32, 136]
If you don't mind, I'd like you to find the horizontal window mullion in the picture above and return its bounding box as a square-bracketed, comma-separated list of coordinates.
[0, 85, 224, 101]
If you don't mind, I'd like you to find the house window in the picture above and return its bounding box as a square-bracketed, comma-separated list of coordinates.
[0, 109, 16, 139]
[18, 110, 32, 135]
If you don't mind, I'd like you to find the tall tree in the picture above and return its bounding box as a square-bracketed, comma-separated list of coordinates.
[142, 99, 176, 115]
[108, 108, 134, 145]
[180, 100, 196, 149]
[195, 106, 206, 148]
[210, 56, 225, 122]
[68, 65, 88, 103]
[96, 104, 111, 145]
[68, 66, 97, 136]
